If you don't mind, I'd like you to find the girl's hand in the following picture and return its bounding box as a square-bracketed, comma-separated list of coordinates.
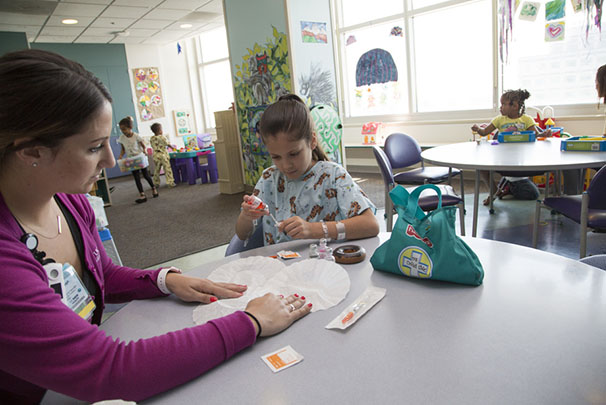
[279, 216, 316, 239]
[245, 293, 311, 337]
[240, 195, 268, 221]
[165, 273, 247, 303]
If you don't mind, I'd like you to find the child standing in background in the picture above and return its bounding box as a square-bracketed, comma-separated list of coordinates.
[150, 123, 176, 188]
[236, 94, 379, 245]
[118, 116, 158, 203]
[471, 89, 541, 204]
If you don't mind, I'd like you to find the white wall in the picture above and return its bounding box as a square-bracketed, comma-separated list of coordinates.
[124, 41, 201, 148]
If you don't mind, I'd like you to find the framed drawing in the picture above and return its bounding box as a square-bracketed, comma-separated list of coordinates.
[173, 109, 194, 136]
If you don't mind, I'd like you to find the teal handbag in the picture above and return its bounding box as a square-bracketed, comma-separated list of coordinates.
[371, 185, 484, 286]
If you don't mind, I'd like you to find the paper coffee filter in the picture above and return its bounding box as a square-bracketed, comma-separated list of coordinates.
[193, 257, 351, 326]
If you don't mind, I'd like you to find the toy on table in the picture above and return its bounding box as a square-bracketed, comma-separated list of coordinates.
[560, 136, 606, 151]
[333, 245, 366, 264]
[497, 130, 536, 143]
[316, 239, 335, 262]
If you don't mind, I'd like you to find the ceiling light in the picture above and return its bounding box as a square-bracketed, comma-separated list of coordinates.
[180, 23, 193, 29]
[61, 18, 78, 25]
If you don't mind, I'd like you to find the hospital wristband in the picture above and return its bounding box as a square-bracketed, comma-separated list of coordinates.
[157, 267, 182, 294]
[336, 221, 346, 240]
[321, 221, 330, 241]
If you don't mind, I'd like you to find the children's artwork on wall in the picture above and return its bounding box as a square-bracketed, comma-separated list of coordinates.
[582, 0, 603, 36]
[173, 109, 194, 136]
[355, 48, 398, 87]
[132, 67, 165, 121]
[570, 0, 582, 12]
[545, 0, 566, 20]
[346, 35, 357, 45]
[300, 21, 327, 43]
[390, 26, 403, 37]
[519, 1, 540, 21]
[232, 26, 291, 186]
[545, 21, 565, 41]
[299, 63, 336, 108]
[310, 104, 343, 164]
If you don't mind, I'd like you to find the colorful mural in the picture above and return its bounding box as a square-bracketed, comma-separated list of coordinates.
[233, 26, 292, 186]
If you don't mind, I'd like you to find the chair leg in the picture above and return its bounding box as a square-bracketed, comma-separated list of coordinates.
[580, 192, 589, 258]
[459, 171, 465, 214]
[458, 202, 465, 236]
[385, 186, 393, 232]
[489, 170, 495, 214]
[448, 167, 452, 185]
[532, 200, 541, 248]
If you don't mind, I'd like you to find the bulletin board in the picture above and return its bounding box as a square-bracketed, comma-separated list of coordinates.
[132, 67, 165, 121]
[173, 109, 194, 136]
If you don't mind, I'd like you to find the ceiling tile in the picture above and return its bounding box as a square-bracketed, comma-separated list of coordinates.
[112, 0, 163, 7]
[46, 15, 95, 26]
[109, 36, 146, 44]
[131, 19, 171, 29]
[90, 17, 135, 29]
[100, 5, 149, 19]
[40, 25, 85, 36]
[81, 26, 119, 36]
[53, 3, 107, 17]
[149, 30, 187, 41]
[158, 0, 210, 10]
[0, 12, 47, 25]
[127, 28, 160, 37]
[196, 0, 223, 14]
[75, 36, 114, 43]
[0, 23, 39, 37]
[62, 0, 112, 4]
[145, 8, 189, 20]
[165, 21, 205, 30]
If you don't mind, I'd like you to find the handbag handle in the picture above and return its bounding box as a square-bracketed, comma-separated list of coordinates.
[389, 184, 443, 222]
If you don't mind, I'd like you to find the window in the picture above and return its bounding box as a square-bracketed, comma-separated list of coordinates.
[198, 27, 234, 129]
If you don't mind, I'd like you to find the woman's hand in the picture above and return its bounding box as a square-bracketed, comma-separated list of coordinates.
[279, 216, 317, 239]
[240, 195, 268, 221]
[245, 293, 312, 337]
[165, 273, 247, 303]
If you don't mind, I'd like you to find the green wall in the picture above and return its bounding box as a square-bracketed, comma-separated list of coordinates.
[0, 31, 29, 55]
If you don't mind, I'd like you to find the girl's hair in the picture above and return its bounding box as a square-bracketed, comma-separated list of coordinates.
[258, 94, 328, 162]
[596, 64, 606, 104]
[119, 116, 134, 129]
[0, 49, 112, 165]
[502, 89, 531, 115]
[150, 122, 161, 134]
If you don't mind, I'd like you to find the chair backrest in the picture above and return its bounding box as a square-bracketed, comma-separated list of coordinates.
[384, 133, 423, 169]
[579, 254, 606, 271]
[225, 225, 264, 256]
[372, 145, 394, 188]
[587, 165, 606, 209]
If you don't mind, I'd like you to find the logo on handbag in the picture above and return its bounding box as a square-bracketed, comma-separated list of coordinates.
[398, 246, 433, 278]
[405, 225, 433, 248]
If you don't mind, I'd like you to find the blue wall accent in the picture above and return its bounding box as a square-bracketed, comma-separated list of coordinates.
[32, 43, 136, 178]
[0, 31, 29, 55]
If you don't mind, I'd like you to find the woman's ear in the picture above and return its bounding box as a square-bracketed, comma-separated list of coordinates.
[12, 138, 51, 167]
[310, 132, 318, 150]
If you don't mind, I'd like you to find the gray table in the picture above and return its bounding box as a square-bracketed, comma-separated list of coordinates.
[44, 235, 606, 404]
[421, 138, 606, 237]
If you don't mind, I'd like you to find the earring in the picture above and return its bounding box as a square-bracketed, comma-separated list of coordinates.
[32, 162, 38, 167]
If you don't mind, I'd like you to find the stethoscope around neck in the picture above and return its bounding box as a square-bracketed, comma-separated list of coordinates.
[20, 232, 55, 265]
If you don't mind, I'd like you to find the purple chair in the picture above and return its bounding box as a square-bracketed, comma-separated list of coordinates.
[384, 133, 464, 201]
[373, 145, 465, 234]
[532, 165, 606, 258]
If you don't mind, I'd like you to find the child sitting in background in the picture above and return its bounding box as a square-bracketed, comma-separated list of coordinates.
[236, 94, 379, 245]
[150, 123, 176, 188]
[471, 89, 542, 205]
[118, 116, 158, 203]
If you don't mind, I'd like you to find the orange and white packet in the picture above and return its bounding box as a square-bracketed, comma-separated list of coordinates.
[261, 345, 304, 373]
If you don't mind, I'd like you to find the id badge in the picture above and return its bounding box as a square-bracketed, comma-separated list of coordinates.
[62, 263, 96, 321]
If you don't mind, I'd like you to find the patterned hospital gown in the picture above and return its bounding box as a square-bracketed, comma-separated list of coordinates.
[150, 134, 175, 186]
[252, 161, 376, 245]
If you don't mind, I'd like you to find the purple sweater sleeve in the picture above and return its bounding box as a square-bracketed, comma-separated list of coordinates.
[0, 195, 257, 402]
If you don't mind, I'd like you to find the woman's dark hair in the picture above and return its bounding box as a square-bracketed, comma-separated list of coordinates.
[0, 49, 112, 165]
[150, 123, 161, 134]
[119, 116, 134, 129]
[596, 64, 606, 105]
[258, 94, 328, 162]
[502, 89, 531, 115]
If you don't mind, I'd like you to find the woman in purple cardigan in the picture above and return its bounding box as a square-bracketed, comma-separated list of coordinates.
[0, 49, 311, 404]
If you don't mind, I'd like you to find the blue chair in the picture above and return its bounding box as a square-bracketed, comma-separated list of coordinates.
[532, 165, 606, 258]
[225, 224, 264, 256]
[579, 254, 606, 271]
[373, 145, 465, 234]
[383, 133, 465, 207]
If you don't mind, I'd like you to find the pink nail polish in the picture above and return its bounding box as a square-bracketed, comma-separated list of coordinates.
[210, 296, 217, 302]
[294, 294, 299, 298]
[301, 296, 306, 300]
[307, 303, 312, 307]
[279, 294, 284, 298]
